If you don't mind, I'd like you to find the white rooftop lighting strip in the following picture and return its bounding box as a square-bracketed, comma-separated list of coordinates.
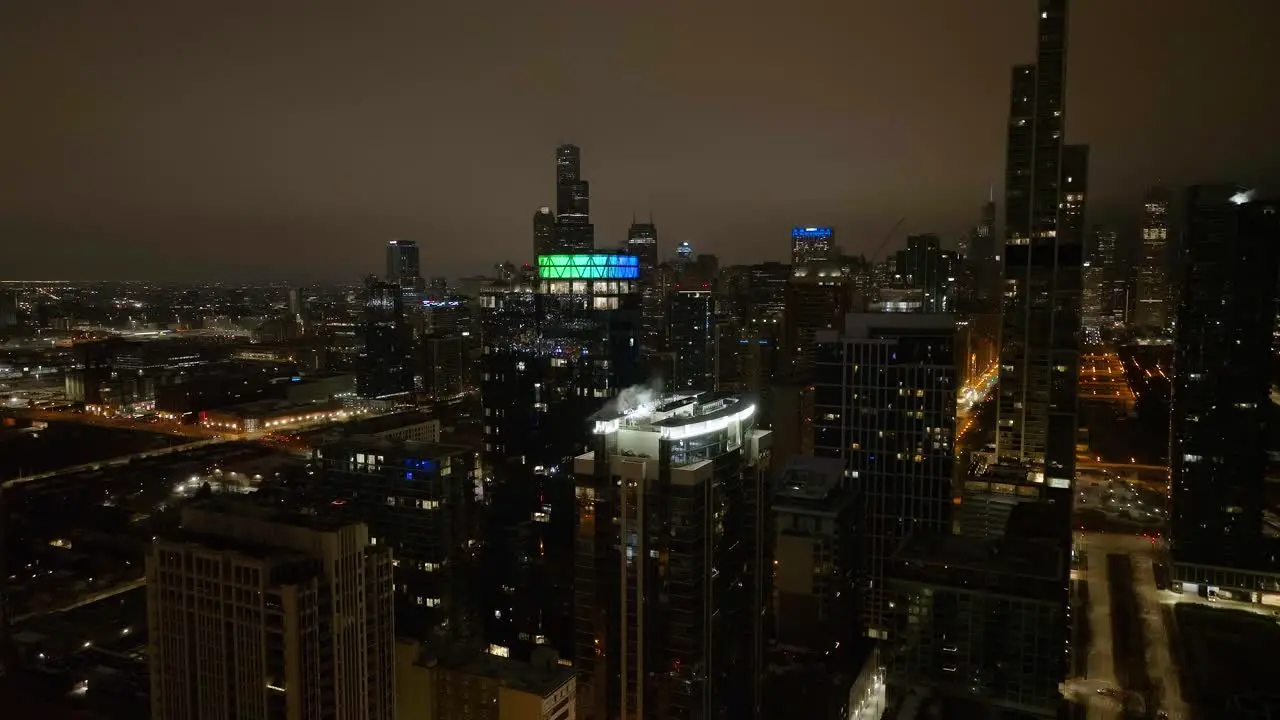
[659, 404, 755, 441]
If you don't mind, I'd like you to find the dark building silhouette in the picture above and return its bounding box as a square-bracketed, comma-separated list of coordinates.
[532, 206, 557, 261]
[669, 289, 716, 392]
[1171, 185, 1280, 587]
[996, 0, 1081, 500]
[357, 280, 412, 399]
[553, 144, 594, 252]
[386, 239, 424, 305]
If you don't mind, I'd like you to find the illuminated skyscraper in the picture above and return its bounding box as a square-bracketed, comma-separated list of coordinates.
[1171, 185, 1280, 588]
[996, 0, 1081, 496]
[554, 144, 593, 252]
[1135, 185, 1172, 332]
[791, 226, 834, 266]
[575, 394, 771, 719]
[479, 253, 642, 661]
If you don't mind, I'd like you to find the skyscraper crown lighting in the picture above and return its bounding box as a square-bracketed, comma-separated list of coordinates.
[537, 253, 640, 280]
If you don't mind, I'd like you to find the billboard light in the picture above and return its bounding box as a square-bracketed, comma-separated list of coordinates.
[791, 227, 833, 239]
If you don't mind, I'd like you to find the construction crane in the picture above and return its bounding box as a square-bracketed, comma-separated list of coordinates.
[868, 216, 907, 264]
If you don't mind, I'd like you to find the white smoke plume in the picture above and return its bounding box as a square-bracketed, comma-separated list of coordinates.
[599, 376, 666, 417]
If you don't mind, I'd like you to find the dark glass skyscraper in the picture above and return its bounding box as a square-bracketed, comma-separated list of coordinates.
[386, 239, 424, 304]
[357, 279, 413, 398]
[669, 289, 716, 392]
[1171, 185, 1280, 582]
[554, 144, 594, 252]
[626, 220, 659, 280]
[996, 0, 1081, 496]
[533, 206, 557, 260]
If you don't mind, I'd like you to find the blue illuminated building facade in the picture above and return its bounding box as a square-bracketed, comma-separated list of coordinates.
[312, 438, 480, 640]
[791, 226, 834, 266]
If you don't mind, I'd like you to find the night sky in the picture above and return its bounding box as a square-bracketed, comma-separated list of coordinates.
[1, 0, 1276, 281]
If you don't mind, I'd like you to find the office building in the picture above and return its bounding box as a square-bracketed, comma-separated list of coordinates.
[420, 332, 464, 399]
[771, 456, 858, 652]
[785, 266, 854, 374]
[534, 206, 558, 260]
[357, 280, 413, 399]
[996, 0, 1081, 499]
[1081, 236, 1105, 340]
[669, 289, 716, 392]
[396, 641, 576, 720]
[792, 227, 834, 266]
[312, 438, 479, 640]
[553, 144, 594, 253]
[626, 220, 659, 280]
[1091, 227, 1127, 327]
[575, 393, 772, 719]
[1170, 185, 1280, 590]
[892, 234, 957, 313]
[386, 239, 424, 305]
[1135, 185, 1172, 333]
[146, 499, 395, 720]
[813, 313, 956, 638]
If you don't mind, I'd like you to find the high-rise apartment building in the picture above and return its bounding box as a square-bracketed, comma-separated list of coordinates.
[996, 0, 1081, 498]
[889, 503, 1069, 717]
[771, 456, 858, 652]
[791, 227, 834, 266]
[1135, 185, 1172, 333]
[479, 253, 643, 661]
[813, 313, 956, 639]
[669, 289, 716, 392]
[554, 144, 594, 253]
[1171, 185, 1280, 588]
[574, 393, 772, 719]
[357, 279, 413, 399]
[312, 437, 478, 640]
[146, 499, 395, 720]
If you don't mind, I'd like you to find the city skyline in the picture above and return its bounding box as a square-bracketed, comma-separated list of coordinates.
[1, 0, 1277, 281]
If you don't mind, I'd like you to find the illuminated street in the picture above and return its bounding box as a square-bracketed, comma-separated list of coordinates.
[1074, 532, 1191, 720]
